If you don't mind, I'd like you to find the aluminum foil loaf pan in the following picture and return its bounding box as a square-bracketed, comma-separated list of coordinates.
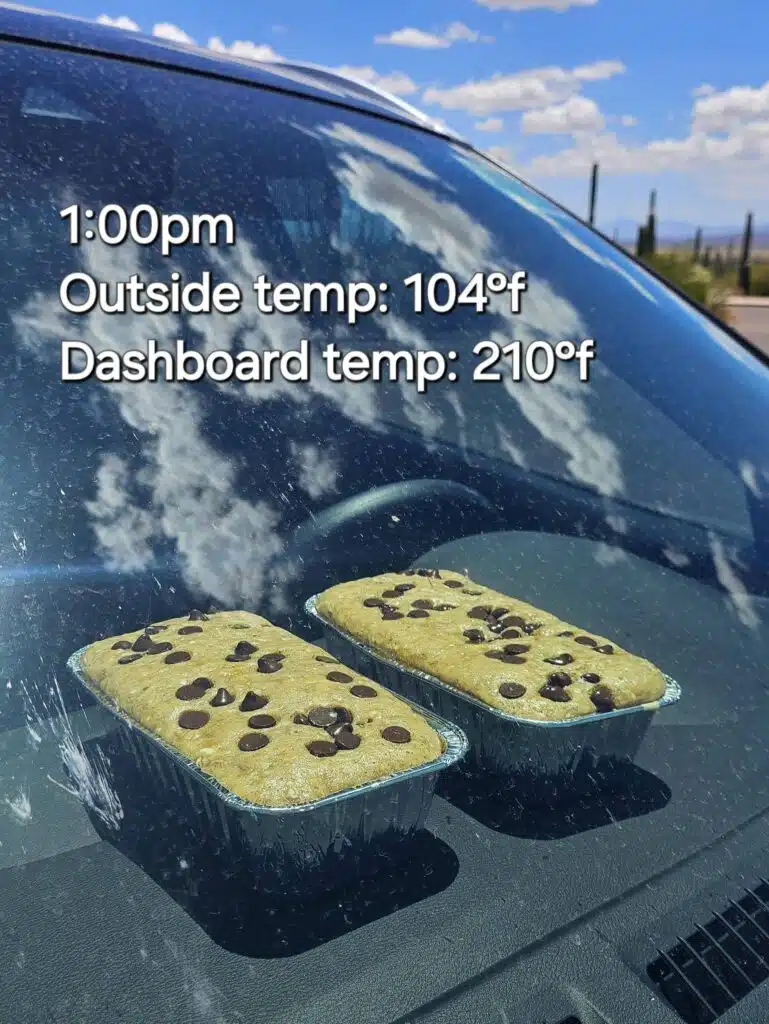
[66, 646, 468, 900]
[306, 596, 681, 804]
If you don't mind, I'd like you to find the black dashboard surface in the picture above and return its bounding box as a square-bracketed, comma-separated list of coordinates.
[3, 532, 769, 1024]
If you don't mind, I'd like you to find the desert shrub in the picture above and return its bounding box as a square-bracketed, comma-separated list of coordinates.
[641, 252, 731, 320]
[748, 262, 769, 297]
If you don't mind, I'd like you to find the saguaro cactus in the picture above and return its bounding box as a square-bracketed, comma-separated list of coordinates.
[693, 227, 702, 262]
[635, 222, 647, 257]
[646, 189, 657, 256]
[739, 211, 753, 295]
[588, 163, 599, 226]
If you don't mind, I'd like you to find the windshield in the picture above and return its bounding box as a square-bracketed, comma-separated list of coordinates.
[4, 38, 769, 1024]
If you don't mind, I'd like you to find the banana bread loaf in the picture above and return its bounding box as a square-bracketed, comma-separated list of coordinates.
[315, 569, 668, 722]
[78, 609, 445, 806]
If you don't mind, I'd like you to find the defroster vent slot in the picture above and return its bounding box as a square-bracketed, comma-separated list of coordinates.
[647, 877, 769, 1022]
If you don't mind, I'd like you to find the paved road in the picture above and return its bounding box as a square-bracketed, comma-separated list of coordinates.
[727, 297, 769, 358]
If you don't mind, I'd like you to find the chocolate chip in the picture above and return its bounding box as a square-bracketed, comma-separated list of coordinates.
[574, 635, 597, 647]
[239, 733, 269, 751]
[239, 691, 268, 711]
[293, 713, 310, 725]
[248, 713, 276, 729]
[257, 654, 284, 673]
[547, 671, 572, 687]
[497, 615, 522, 630]
[117, 653, 142, 664]
[444, 580, 464, 588]
[331, 706, 353, 725]
[590, 685, 616, 712]
[498, 629, 521, 639]
[463, 628, 486, 643]
[581, 672, 601, 684]
[350, 684, 377, 698]
[381, 726, 411, 743]
[394, 583, 415, 593]
[210, 687, 235, 706]
[557, 631, 575, 637]
[504, 643, 529, 654]
[145, 625, 166, 634]
[416, 568, 441, 578]
[544, 653, 574, 665]
[327, 671, 353, 684]
[176, 684, 209, 701]
[595, 644, 615, 655]
[315, 655, 338, 664]
[307, 740, 338, 757]
[132, 634, 153, 652]
[485, 650, 526, 663]
[382, 609, 404, 620]
[407, 609, 430, 618]
[491, 606, 509, 619]
[188, 609, 208, 621]
[231, 624, 251, 629]
[234, 640, 258, 657]
[521, 623, 541, 635]
[467, 605, 493, 619]
[225, 654, 251, 663]
[381, 589, 401, 598]
[411, 599, 434, 609]
[539, 684, 572, 702]
[165, 651, 191, 665]
[178, 625, 203, 635]
[191, 677, 214, 690]
[308, 706, 338, 728]
[463, 589, 483, 596]
[499, 682, 526, 699]
[402, 570, 416, 576]
[433, 603, 455, 611]
[146, 641, 173, 655]
[335, 730, 361, 750]
[363, 597, 384, 607]
[178, 710, 209, 729]
[111, 640, 132, 650]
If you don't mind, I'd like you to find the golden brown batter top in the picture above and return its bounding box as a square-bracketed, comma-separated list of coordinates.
[315, 569, 668, 722]
[79, 609, 444, 807]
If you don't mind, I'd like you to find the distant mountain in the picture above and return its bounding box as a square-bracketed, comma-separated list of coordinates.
[599, 217, 769, 248]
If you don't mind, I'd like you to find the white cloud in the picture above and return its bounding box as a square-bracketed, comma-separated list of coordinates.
[151, 22, 195, 45]
[692, 83, 715, 97]
[318, 123, 437, 179]
[522, 95, 604, 134]
[475, 117, 504, 131]
[333, 65, 418, 96]
[573, 60, 624, 81]
[207, 37, 283, 62]
[693, 81, 769, 132]
[484, 145, 515, 166]
[619, 114, 637, 126]
[95, 16, 283, 62]
[527, 94, 769, 180]
[515, 77, 769, 181]
[96, 14, 139, 31]
[475, 0, 597, 9]
[290, 443, 339, 500]
[422, 60, 624, 115]
[375, 22, 492, 48]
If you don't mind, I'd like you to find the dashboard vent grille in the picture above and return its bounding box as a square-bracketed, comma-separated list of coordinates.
[647, 878, 769, 1022]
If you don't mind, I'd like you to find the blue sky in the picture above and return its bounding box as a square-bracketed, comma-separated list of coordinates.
[40, 0, 769, 229]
